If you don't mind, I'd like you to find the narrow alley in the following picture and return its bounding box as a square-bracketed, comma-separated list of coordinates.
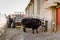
[0, 28, 60, 40]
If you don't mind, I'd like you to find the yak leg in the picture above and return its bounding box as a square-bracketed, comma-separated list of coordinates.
[23, 27, 26, 32]
[32, 28, 35, 34]
[36, 28, 38, 33]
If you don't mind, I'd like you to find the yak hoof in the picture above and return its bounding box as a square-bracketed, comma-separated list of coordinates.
[23, 30, 26, 32]
[36, 31, 39, 33]
[32, 32, 34, 34]
[23, 28, 26, 32]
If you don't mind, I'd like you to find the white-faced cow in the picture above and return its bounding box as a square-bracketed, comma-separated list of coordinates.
[21, 18, 41, 34]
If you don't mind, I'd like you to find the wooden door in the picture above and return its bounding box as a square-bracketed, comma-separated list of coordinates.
[56, 8, 60, 31]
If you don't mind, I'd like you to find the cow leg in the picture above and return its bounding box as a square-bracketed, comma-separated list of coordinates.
[36, 28, 39, 33]
[32, 28, 35, 34]
[23, 27, 26, 32]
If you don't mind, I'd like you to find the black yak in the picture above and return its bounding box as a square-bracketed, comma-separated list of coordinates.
[21, 18, 41, 34]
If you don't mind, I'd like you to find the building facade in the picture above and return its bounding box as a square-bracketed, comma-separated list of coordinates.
[40, 0, 57, 32]
[25, 0, 60, 32]
[25, 0, 34, 17]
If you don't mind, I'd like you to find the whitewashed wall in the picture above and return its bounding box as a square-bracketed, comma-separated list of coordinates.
[40, 6, 52, 30]
[39, 0, 52, 30]
[34, 0, 37, 18]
